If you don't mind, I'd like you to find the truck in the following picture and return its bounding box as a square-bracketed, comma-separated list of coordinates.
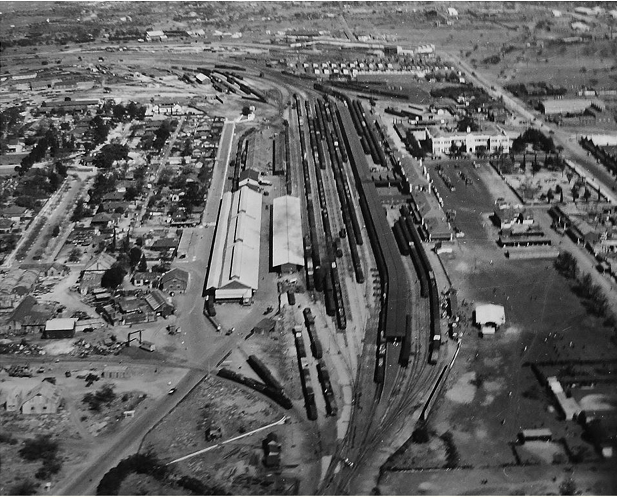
[139, 341, 156, 352]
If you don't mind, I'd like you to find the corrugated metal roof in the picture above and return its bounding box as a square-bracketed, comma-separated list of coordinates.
[272, 195, 304, 268]
[206, 186, 262, 294]
[45, 318, 77, 331]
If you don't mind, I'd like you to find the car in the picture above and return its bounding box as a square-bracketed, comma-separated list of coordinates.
[225, 327, 235, 336]
[168, 388, 177, 395]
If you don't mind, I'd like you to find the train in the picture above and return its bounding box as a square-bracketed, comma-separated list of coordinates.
[217, 368, 292, 409]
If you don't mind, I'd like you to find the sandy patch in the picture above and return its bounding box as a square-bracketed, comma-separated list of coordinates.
[483, 380, 505, 393]
[501, 325, 523, 340]
[518, 441, 566, 464]
[474, 427, 489, 440]
[445, 372, 477, 404]
[453, 261, 472, 273]
[41, 339, 76, 355]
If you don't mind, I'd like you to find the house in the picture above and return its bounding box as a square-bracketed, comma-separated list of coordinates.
[0, 205, 30, 223]
[0, 218, 14, 234]
[3, 295, 54, 334]
[150, 238, 179, 254]
[144, 289, 174, 316]
[20, 382, 62, 414]
[160, 268, 189, 293]
[91, 212, 114, 227]
[43, 318, 76, 339]
[5, 388, 23, 412]
[132, 272, 160, 288]
[238, 168, 261, 191]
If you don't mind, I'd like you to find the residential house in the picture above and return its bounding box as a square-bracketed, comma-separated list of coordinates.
[20, 382, 62, 414]
[132, 272, 160, 288]
[160, 268, 189, 293]
[144, 289, 174, 317]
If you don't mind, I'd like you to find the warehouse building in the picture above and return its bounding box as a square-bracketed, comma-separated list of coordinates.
[540, 98, 604, 116]
[272, 195, 304, 273]
[426, 125, 510, 157]
[206, 186, 262, 303]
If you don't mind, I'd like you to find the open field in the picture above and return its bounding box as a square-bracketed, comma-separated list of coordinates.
[379, 156, 617, 494]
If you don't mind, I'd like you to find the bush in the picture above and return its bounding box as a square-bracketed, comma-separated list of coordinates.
[0, 432, 19, 445]
[19, 435, 59, 461]
[10, 480, 38, 496]
[83, 384, 116, 411]
[97, 452, 167, 495]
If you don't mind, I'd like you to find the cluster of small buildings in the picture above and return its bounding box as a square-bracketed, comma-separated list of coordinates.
[550, 203, 617, 273]
[494, 200, 558, 259]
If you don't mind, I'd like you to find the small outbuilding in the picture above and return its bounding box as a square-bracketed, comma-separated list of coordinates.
[43, 318, 77, 339]
[518, 428, 553, 444]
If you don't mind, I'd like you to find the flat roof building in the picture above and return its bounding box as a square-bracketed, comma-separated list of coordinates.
[206, 186, 262, 303]
[540, 98, 603, 115]
[272, 195, 304, 273]
[426, 125, 510, 157]
[43, 318, 76, 339]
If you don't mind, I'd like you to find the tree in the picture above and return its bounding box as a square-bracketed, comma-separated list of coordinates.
[137, 254, 148, 272]
[68, 248, 82, 262]
[101, 265, 126, 289]
[51, 225, 60, 237]
[554, 251, 578, 279]
[55, 160, 68, 177]
[547, 188, 554, 203]
[19, 435, 59, 461]
[129, 247, 142, 267]
[10, 480, 38, 496]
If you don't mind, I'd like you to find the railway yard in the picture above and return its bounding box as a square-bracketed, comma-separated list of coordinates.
[1, 2, 617, 496]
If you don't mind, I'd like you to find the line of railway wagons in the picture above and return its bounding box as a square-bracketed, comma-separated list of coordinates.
[315, 83, 442, 372]
[217, 365, 293, 410]
[302, 309, 338, 416]
[399, 205, 442, 364]
[293, 328, 318, 420]
[316, 98, 365, 284]
[302, 98, 347, 330]
[326, 91, 409, 382]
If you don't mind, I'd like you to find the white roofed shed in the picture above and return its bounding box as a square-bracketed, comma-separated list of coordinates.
[475, 304, 506, 328]
[272, 195, 304, 272]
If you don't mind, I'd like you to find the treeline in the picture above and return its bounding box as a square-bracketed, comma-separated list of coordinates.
[97, 452, 229, 495]
[511, 128, 555, 154]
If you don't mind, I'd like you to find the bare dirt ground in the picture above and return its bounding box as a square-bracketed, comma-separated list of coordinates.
[378, 158, 617, 495]
[0, 363, 186, 495]
[141, 373, 305, 495]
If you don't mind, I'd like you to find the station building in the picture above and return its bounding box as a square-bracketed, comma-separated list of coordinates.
[425, 124, 510, 157]
[206, 186, 262, 303]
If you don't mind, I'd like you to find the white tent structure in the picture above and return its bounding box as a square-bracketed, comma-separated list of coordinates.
[475, 303, 505, 334]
